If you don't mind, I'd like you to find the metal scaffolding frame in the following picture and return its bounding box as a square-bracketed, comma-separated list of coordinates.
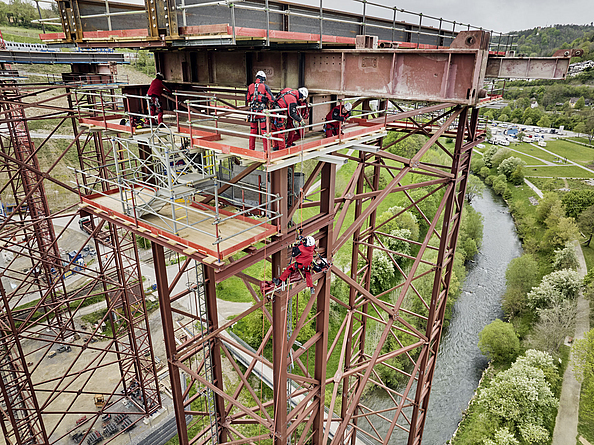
[0, 19, 576, 445]
[0, 80, 161, 445]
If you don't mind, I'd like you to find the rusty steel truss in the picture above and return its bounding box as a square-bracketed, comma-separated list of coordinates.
[0, 80, 161, 445]
[0, 4, 579, 445]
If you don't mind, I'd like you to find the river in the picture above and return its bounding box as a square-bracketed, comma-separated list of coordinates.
[361, 187, 523, 445]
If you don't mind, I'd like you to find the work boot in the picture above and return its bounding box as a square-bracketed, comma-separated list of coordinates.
[272, 277, 282, 286]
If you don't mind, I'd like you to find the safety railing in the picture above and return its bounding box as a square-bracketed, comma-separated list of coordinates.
[174, 89, 370, 160]
[175, 0, 516, 53]
[71, 91, 282, 259]
[34, 0, 516, 53]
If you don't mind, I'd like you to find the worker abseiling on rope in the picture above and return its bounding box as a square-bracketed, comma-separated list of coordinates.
[147, 72, 171, 125]
[272, 235, 316, 293]
[271, 87, 308, 151]
[246, 70, 274, 151]
[324, 102, 352, 137]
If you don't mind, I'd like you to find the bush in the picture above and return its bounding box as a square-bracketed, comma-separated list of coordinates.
[509, 165, 525, 185]
[552, 242, 579, 270]
[478, 319, 520, 365]
[479, 166, 491, 179]
[478, 356, 558, 444]
[493, 179, 507, 196]
[527, 269, 582, 309]
[471, 156, 485, 173]
[491, 148, 512, 168]
[498, 157, 526, 178]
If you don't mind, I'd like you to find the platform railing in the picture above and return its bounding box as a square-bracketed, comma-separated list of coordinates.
[174, 90, 368, 160]
[174, 0, 516, 53]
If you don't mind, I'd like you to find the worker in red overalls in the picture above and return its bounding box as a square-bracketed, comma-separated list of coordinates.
[246, 70, 274, 151]
[273, 235, 316, 293]
[271, 87, 308, 151]
[147, 73, 172, 125]
[324, 102, 352, 137]
[286, 99, 310, 147]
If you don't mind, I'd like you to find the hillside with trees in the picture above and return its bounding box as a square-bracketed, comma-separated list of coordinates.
[513, 24, 594, 59]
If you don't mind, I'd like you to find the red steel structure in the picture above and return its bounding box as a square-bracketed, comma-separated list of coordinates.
[0, 80, 161, 445]
[0, 2, 578, 445]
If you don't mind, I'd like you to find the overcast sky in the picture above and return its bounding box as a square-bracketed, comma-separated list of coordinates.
[27, 0, 594, 34]
[289, 0, 593, 33]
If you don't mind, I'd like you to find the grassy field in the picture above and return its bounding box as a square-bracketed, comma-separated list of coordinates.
[536, 139, 594, 164]
[1, 26, 47, 43]
[525, 165, 594, 178]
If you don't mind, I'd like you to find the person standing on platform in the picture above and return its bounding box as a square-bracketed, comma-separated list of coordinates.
[271, 87, 308, 151]
[147, 72, 171, 125]
[246, 70, 274, 151]
[324, 102, 352, 137]
[286, 91, 310, 147]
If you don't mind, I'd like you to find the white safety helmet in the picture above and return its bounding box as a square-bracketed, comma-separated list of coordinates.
[343, 102, 352, 112]
[298, 87, 308, 100]
[255, 70, 267, 80]
[304, 236, 315, 247]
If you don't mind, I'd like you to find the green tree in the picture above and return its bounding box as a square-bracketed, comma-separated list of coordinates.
[491, 148, 512, 168]
[483, 145, 499, 168]
[524, 117, 533, 126]
[537, 115, 551, 128]
[561, 189, 594, 219]
[478, 357, 558, 444]
[498, 157, 526, 178]
[471, 156, 485, 173]
[575, 96, 586, 110]
[578, 205, 594, 246]
[574, 122, 587, 135]
[479, 166, 491, 178]
[527, 269, 582, 309]
[465, 174, 484, 203]
[552, 242, 579, 270]
[509, 165, 525, 186]
[502, 253, 540, 317]
[478, 319, 520, 364]
[517, 131, 526, 142]
[498, 114, 509, 122]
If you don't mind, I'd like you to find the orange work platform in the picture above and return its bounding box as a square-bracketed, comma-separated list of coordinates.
[81, 191, 277, 262]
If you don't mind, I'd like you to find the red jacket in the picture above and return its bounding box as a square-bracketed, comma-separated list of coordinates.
[326, 105, 350, 123]
[147, 78, 170, 97]
[275, 88, 301, 122]
[247, 79, 274, 107]
[294, 243, 315, 266]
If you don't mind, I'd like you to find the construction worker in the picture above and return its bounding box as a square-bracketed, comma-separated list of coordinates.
[273, 235, 316, 293]
[271, 87, 308, 151]
[286, 99, 310, 147]
[324, 102, 352, 137]
[147, 72, 171, 125]
[246, 71, 274, 151]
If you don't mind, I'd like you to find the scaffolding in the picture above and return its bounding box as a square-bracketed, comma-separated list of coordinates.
[0, 78, 161, 445]
[0, 22, 578, 445]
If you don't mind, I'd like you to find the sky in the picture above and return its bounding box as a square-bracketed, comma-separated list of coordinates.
[285, 0, 593, 33]
[24, 0, 594, 34]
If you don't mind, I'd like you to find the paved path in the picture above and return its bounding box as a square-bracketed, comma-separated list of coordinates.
[529, 142, 594, 175]
[523, 178, 544, 199]
[508, 146, 555, 166]
[552, 241, 591, 445]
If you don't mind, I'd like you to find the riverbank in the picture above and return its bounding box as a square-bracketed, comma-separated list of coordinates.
[452, 139, 593, 443]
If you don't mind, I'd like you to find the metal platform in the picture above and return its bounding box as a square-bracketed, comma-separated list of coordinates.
[0, 49, 126, 64]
